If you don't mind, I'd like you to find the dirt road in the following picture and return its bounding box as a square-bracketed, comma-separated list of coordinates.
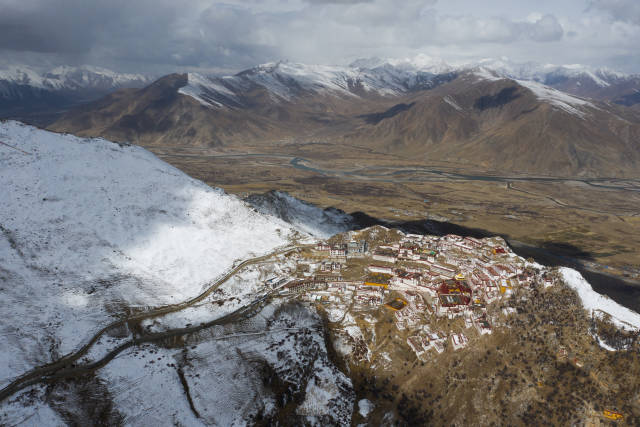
[0, 244, 308, 402]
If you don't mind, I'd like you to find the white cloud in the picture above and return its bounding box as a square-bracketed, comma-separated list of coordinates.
[0, 0, 638, 73]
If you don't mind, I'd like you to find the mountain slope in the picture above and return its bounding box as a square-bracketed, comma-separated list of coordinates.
[0, 120, 301, 387]
[340, 75, 640, 176]
[245, 190, 356, 238]
[0, 121, 366, 425]
[48, 73, 305, 148]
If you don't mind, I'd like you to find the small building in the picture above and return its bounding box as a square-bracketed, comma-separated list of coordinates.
[320, 261, 343, 273]
[367, 265, 394, 275]
[464, 237, 483, 248]
[433, 340, 445, 353]
[474, 318, 493, 335]
[431, 263, 455, 276]
[372, 252, 397, 263]
[265, 277, 289, 289]
[283, 280, 325, 293]
[315, 242, 331, 253]
[450, 333, 469, 351]
[407, 336, 427, 360]
[391, 271, 422, 290]
[347, 240, 368, 257]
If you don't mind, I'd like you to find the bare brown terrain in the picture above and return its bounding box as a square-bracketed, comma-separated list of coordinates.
[327, 277, 640, 426]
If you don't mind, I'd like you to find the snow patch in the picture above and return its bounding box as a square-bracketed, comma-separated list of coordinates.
[443, 95, 463, 111]
[516, 80, 595, 118]
[358, 398, 375, 417]
[177, 72, 240, 108]
[559, 267, 640, 331]
[472, 67, 503, 82]
[246, 190, 354, 238]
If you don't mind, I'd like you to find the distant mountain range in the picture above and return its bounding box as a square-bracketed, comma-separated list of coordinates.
[0, 65, 152, 120]
[3, 57, 639, 116]
[3, 57, 639, 178]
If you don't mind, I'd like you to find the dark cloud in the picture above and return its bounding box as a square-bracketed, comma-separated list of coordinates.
[589, 0, 640, 25]
[0, 0, 280, 71]
[0, 0, 118, 53]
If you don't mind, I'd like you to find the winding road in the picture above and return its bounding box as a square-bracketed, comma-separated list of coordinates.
[0, 244, 309, 403]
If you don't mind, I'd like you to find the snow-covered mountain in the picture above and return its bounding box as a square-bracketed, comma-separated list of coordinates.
[350, 55, 637, 91]
[245, 190, 356, 238]
[175, 56, 640, 110]
[2, 57, 639, 122]
[171, 58, 607, 138]
[470, 58, 623, 87]
[0, 120, 301, 381]
[0, 65, 152, 121]
[0, 64, 150, 94]
[0, 120, 288, 386]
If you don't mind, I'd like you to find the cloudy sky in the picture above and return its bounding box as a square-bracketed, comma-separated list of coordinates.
[1, 0, 640, 73]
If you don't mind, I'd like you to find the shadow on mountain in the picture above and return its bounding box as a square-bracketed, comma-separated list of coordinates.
[538, 241, 595, 260]
[474, 86, 521, 110]
[359, 102, 415, 125]
[348, 211, 596, 260]
[614, 90, 640, 107]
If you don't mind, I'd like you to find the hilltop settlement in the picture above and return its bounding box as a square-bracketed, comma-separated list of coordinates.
[258, 226, 640, 424]
[267, 226, 550, 359]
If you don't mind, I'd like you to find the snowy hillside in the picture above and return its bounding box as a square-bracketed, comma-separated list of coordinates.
[560, 268, 640, 331]
[0, 121, 298, 388]
[245, 190, 356, 238]
[95, 301, 355, 426]
[515, 79, 596, 118]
